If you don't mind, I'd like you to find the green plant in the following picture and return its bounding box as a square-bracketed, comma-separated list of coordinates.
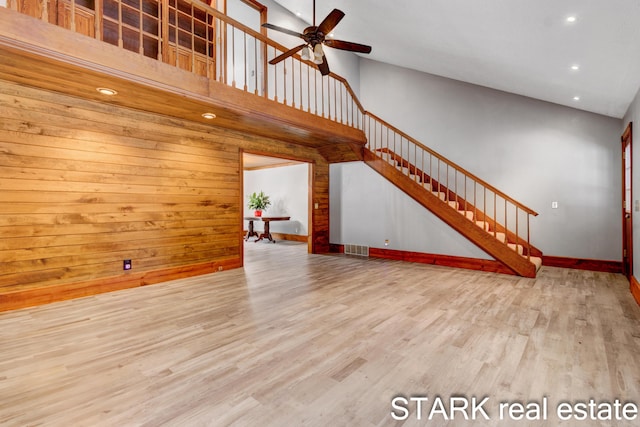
[247, 191, 271, 211]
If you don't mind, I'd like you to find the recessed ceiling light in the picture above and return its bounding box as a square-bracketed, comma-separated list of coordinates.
[566, 16, 577, 23]
[573, 96, 580, 101]
[96, 87, 117, 96]
[202, 112, 217, 119]
[328, 32, 335, 38]
[571, 64, 580, 71]
[296, 11, 302, 16]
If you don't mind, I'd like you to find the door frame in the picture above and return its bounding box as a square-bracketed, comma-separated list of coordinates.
[622, 122, 633, 278]
[240, 150, 314, 266]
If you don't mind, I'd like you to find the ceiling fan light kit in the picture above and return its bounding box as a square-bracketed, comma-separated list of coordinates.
[313, 44, 324, 64]
[301, 46, 312, 61]
[262, 0, 372, 76]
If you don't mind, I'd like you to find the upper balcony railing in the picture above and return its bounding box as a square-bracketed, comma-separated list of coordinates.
[6, 0, 365, 129]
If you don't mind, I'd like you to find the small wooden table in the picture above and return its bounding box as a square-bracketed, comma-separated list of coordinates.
[244, 216, 291, 243]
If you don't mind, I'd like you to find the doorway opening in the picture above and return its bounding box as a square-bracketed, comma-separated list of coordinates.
[241, 152, 313, 265]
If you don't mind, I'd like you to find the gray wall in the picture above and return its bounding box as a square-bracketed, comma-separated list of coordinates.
[331, 59, 623, 261]
[330, 161, 490, 258]
[623, 87, 640, 274]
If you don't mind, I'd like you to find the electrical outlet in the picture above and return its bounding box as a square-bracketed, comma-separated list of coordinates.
[551, 201, 558, 209]
[123, 259, 132, 270]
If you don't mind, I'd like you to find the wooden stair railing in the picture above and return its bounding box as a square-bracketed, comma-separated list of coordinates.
[363, 112, 542, 277]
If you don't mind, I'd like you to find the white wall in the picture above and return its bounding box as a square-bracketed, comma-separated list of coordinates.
[244, 163, 309, 235]
[330, 59, 622, 260]
[623, 87, 640, 274]
[226, 0, 262, 31]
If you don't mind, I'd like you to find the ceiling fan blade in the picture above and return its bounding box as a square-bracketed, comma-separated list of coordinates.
[269, 44, 307, 65]
[317, 55, 330, 76]
[262, 23, 305, 39]
[324, 39, 372, 54]
[317, 9, 345, 35]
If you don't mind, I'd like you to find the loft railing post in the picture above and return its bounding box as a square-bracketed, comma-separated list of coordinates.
[117, 0, 123, 47]
[190, 3, 195, 70]
[319, 75, 324, 117]
[70, 0, 76, 32]
[95, 0, 103, 41]
[306, 64, 311, 111]
[313, 70, 318, 114]
[261, 34, 267, 97]
[283, 60, 287, 105]
[231, 25, 236, 88]
[243, 32, 248, 92]
[298, 59, 302, 107]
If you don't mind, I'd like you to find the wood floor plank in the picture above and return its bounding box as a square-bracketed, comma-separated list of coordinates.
[0, 242, 639, 426]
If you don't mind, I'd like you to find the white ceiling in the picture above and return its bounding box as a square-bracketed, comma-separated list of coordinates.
[271, 0, 640, 118]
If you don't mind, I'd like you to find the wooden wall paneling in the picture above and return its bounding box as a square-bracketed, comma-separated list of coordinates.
[0, 79, 332, 310]
[0, 80, 243, 299]
[311, 160, 330, 253]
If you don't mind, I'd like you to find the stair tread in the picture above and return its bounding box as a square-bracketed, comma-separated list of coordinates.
[526, 256, 543, 272]
[507, 243, 524, 255]
[476, 221, 490, 231]
[494, 232, 506, 243]
[459, 210, 474, 220]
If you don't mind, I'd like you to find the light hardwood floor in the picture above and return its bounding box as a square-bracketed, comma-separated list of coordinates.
[1, 242, 639, 426]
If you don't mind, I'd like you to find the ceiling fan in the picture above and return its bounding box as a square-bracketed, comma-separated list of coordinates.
[262, 0, 372, 76]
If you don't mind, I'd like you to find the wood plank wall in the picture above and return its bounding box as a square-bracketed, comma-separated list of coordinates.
[0, 80, 330, 310]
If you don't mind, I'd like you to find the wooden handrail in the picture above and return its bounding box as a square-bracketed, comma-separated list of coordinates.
[365, 111, 538, 216]
[330, 73, 366, 115]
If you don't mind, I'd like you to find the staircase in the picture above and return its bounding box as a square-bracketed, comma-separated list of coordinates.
[362, 112, 543, 277]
